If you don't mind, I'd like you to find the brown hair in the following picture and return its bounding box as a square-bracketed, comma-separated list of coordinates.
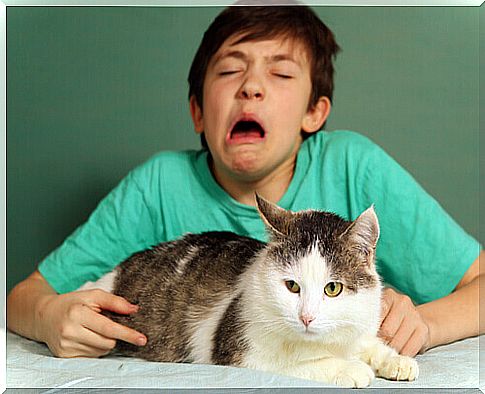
[187, 5, 340, 146]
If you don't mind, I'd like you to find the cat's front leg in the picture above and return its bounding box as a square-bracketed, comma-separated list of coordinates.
[276, 357, 375, 388]
[358, 334, 419, 381]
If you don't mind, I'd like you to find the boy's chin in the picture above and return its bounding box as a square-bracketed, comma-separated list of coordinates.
[213, 149, 292, 183]
[223, 151, 265, 176]
[215, 163, 268, 184]
[231, 159, 262, 175]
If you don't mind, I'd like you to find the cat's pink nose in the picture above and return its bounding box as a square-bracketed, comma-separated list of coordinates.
[300, 314, 315, 327]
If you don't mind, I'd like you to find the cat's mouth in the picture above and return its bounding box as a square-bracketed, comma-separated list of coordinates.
[227, 116, 266, 144]
[302, 327, 320, 337]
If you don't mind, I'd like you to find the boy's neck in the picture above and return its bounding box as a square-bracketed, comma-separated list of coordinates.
[208, 156, 296, 207]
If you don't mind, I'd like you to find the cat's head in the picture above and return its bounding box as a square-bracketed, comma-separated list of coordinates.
[251, 194, 382, 344]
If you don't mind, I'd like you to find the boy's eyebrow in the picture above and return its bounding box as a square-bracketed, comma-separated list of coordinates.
[212, 50, 303, 68]
[269, 54, 301, 65]
[213, 50, 247, 64]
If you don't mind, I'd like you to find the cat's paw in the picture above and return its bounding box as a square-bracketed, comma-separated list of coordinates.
[377, 355, 419, 381]
[332, 360, 375, 388]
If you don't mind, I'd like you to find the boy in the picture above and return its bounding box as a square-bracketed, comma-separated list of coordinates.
[7, 5, 482, 360]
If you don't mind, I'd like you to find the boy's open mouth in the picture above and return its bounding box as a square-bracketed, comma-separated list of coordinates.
[228, 120, 266, 142]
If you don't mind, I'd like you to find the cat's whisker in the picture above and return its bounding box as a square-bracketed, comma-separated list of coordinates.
[252, 315, 371, 337]
[317, 319, 372, 333]
[254, 322, 295, 338]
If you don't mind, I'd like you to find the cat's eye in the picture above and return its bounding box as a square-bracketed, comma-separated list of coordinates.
[285, 280, 300, 293]
[324, 282, 343, 297]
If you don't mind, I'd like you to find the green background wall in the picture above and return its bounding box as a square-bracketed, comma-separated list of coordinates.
[7, 6, 481, 292]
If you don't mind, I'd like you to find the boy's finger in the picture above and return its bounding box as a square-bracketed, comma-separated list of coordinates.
[388, 319, 414, 354]
[378, 304, 404, 343]
[380, 297, 391, 323]
[87, 310, 147, 347]
[71, 337, 116, 357]
[87, 289, 139, 315]
[379, 290, 394, 324]
[400, 328, 425, 357]
[77, 324, 117, 351]
[73, 342, 115, 358]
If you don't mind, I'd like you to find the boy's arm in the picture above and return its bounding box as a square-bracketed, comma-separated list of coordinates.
[378, 250, 483, 356]
[7, 269, 147, 358]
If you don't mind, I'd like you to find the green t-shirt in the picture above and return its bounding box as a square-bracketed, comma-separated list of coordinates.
[38, 130, 481, 304]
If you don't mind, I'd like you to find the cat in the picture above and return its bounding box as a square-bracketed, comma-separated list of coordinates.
[78, 194, 418, 388]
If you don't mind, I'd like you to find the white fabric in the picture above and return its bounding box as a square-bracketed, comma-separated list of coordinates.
[6, 331, 483, 389]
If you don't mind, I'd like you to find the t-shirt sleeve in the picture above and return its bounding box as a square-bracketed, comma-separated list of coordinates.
[356, 138, 481, 305]
[38, 164, 160, 294]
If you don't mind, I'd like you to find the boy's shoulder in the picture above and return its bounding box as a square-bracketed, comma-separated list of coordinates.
[146, 149, 199, 164]
[310, 130, 381, 157]
[134, 149, 201, 173]
[126, 149, 204, 187]
[318, 129, 374, 145]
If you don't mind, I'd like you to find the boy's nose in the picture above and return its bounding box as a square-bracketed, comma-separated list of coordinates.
[240, 89, 263, 100]
[240, 87, 263, 100]
[238, 77, 264, 100]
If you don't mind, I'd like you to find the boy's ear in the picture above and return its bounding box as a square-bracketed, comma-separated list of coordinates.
[189, 95, 204, 134]
[301, 96, 331, 133]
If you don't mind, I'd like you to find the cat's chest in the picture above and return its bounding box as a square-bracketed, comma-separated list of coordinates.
[241, 332, 351, 371]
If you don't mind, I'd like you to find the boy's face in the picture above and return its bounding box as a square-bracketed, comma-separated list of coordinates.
[190, 35, 330, 183]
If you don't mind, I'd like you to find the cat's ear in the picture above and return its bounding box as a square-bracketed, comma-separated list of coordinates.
[340, 205, 380, 257]
[255, 193, 294, 237]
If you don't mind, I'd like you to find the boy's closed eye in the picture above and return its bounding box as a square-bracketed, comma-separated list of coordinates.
[218, 70, 243, 76]
[217, 67, 294, 78]
[270, 63, 299, 80]
[272, 72, 294, 79]
[216, 63, 245, 76]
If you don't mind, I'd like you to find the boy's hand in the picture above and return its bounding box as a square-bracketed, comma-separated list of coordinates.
[37, 289, 147, 358]
[378, 288, 430, 357]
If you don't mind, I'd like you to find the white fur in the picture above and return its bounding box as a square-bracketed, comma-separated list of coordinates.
[186, 293, 239, 363]
[175, 246, 199, 276]
[76, 268, 119, 293]
[358, 334, 419, 381]
[235, 243, 417, 387]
